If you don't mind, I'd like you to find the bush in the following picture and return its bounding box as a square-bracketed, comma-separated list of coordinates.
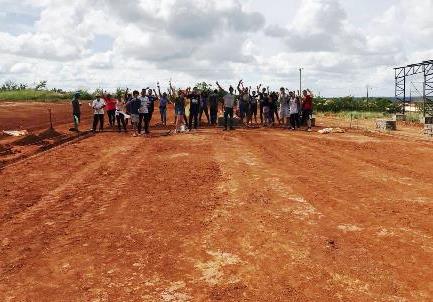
[314, 96, 397, 113]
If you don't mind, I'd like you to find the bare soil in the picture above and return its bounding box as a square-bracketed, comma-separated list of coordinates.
[0, 102, 432, 301]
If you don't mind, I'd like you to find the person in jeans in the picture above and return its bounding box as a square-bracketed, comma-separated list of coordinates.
[91, 95, 106, 132]
[139, 89, 150, 135]
[199, 91, 210, 125]
[147, 88, 156, 124]
[216, 81, 235, 131]
[156, 83, 168, 126]
[187, 87, 200, 130]
[103, 92, 117, 127]
[208, 89, 219, 126]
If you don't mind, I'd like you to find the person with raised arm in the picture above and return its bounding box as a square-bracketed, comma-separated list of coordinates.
[156, 82, 169, 126]
[237, 80, 249, 124]
[216, 81, 236, 131]
[248, 86, 258, 125]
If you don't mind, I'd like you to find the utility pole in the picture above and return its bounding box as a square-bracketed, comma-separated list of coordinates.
[366, 85, 370, 110]
[299, 68, 303, 96]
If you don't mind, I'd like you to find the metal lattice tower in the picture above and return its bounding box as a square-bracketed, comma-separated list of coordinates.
[394, 60, 433, 117]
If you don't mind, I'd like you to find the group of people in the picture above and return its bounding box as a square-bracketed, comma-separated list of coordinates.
[71, 81, 314, 135]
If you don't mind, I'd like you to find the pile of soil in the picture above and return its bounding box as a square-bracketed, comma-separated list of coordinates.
[13, 134, 43, 146]
[38, 128, 65, 140]
[0, 144, 14, 155]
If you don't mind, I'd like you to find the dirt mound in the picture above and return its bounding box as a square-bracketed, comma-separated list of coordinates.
[38, 128, 65, 140]
[0, 144, 14, 155]
[13, 134, 43, 146]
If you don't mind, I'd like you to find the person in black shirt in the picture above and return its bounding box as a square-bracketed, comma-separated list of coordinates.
[147, 88, 156, 124]
[199, 90, 210, 125]
[270, 91, 280, 125]
[71, 92, 81, 132]
[208, 89, 219, 126]
[187, 87, 200, 130]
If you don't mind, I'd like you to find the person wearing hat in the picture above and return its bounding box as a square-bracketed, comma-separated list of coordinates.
[71, 92, 81, 132]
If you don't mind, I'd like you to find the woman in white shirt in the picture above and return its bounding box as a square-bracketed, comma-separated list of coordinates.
[289, 92, 300, 130]
[279, 88, 290, 126]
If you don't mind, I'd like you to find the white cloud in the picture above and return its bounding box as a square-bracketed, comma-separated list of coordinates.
[0, 0, 432, 96]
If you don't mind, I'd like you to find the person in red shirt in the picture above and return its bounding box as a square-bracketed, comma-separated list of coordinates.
[103, 91, 117, 127]
[302, 89, 314, 132]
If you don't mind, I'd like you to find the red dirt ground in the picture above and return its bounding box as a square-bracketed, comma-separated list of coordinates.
[0, 102, 433, 301]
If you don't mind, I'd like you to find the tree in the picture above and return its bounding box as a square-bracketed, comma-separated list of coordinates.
[35, 80, 47, 90]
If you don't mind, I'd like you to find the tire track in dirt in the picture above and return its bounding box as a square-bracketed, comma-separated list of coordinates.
[193, 129, 433, 301]
[0, 133, 225, 301]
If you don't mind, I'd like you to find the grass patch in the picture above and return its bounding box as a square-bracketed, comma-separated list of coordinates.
[0, 89, 94, 102]
[316, 111, 424, 124]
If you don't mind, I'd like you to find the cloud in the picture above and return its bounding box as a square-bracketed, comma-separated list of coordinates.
[0, 0, 432, 96]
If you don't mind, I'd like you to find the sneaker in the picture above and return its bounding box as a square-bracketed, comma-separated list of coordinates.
[307, 128, 312, 132]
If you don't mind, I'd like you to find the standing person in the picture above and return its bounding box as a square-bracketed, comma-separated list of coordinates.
[270, 90, 280, 125]
[302, 89, 314, 132]
[289, 91, 300, 130]
[187, 87, 200, 130]
[248, 89, 258, 125]
[199, 90, 210, 125]
[147, 88, 156, 125]
[156, 83, 168, 126]
[91, 94, 106, 132]
[279, 88, 290, 126]
[174, 90, 186, 133]
[208, 89, 219, 126]
[261, 89, 271, 126]
[126, 90, 141, 137]
[216, 81, 236, 131]
[257, 85, 265, 124]
[103, 92, 117, 128]
[237, 80, 249, 124]
[289, 92, 301, 130]
[116, 97, 127, 132]
[139, 89, 150, 135]
[71, 92, 81, 132]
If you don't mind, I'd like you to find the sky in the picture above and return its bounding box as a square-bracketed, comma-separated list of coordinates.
[0, 0, 432, 97]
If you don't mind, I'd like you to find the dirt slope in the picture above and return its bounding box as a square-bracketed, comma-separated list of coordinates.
[0, 129, 432, 301]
